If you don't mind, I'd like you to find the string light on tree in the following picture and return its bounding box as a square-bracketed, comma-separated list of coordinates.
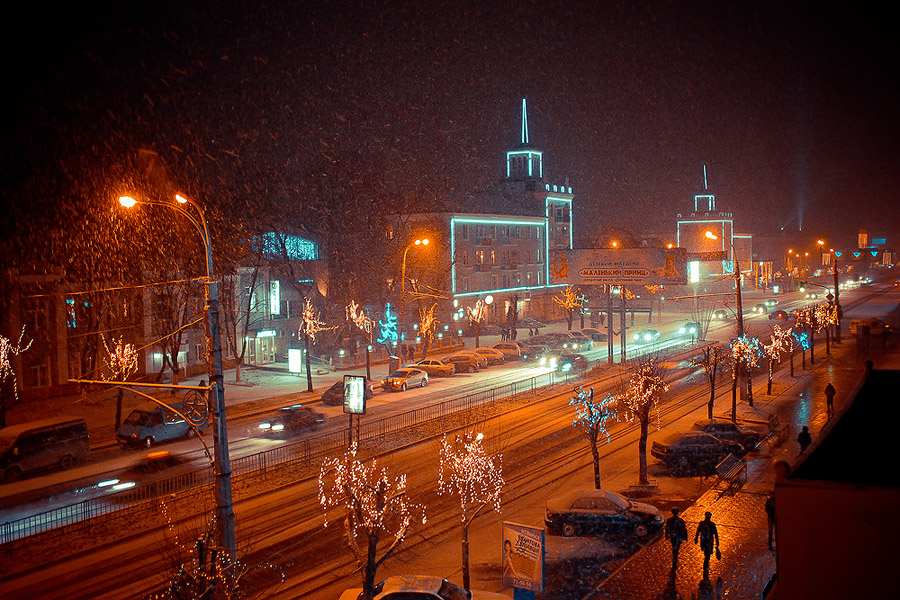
[0, 326, 32, 408]
[569, 386, 615, 489]
[102, 335, 138, 381]
[617, 359, 668, 486]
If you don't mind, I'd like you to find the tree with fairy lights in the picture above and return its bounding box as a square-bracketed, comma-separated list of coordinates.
[465, 299, 489, 348]
[418, 303, 438, 358]
[347, 300, 375, 380]
[102, 335, 139, 431]
[0, 326, 32, 428]
[299, 297, 336, 393]
[731, 334, 763, 409]
[553, 285, 583, 331]
[437, 431, 503, 594]
[764, 325, 793, 395]
[617, 358, 668, 486]
[569, 386, 615, 489]
[319, 443, 425, 600]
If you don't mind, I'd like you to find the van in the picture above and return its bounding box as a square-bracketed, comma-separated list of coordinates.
[0, 417, 90, 483]
[117, 402, 209, 448]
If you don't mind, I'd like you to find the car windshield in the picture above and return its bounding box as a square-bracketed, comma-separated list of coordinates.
[0, 435, 15, 455]
[393, 370, 412, 377]
[124, 410, 152, 426]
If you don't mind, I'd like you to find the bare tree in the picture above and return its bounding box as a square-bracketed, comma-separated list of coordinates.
[150, 275, 204, 386]
[692, 345, 728, 419]
[617, 357, 669, 486]
[219, 267, 264, 383]
[319, 444, 425, 600]
[569, 386, 615, 489]
[437, 432, 504, 594]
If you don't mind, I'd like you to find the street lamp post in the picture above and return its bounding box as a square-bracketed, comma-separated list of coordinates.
[397, 238, 428, 371]
[120, 194, 236, 563]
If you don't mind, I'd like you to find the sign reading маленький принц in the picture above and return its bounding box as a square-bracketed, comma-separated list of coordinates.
[549, 248, 688, 286]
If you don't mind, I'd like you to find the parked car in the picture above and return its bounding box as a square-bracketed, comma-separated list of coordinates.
[752, 303, 768, 314]
[414, 358, 456, 377]
[561, 335, 592, 352]
[445, 353, 480, 373]
[651, 431, 745, 473]
[490, 342, 523, 360]
[768, 310, 790, 321]
[632, 329, 660, 344]
[544, 488, 664, 538]
[258, 404, 325, 436]
[382, 368, 429, 391]
[339, 575, 510, 600]
[711, 309, 728, 320]
[117, 402, 209, 448]
[456, 350, 489, 369]
[678, 322, 701, 337]
[520, 342, 550, 361]
[321, 380, 375, 406]
[763, 299, 779, 306]
[579, 328, 609, 342]
[471, 347, 506, 365]
[0, 417, 89, 483]
[691, 418, 762, 452]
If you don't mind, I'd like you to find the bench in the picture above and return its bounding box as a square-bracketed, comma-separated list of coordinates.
[715, 453, 748, 495]
[766, 414, 790, 445]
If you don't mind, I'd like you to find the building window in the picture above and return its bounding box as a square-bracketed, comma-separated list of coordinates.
[463, 278, 470, 292]
[460, 250, 469, 266]
[536, 228, 541, 240]
[491, 276, 497, 289]
[458, 224, 468, 239]
[526, 272, 532, 285]
[490, 250, 496, 264]
[476, 250, 485, 264]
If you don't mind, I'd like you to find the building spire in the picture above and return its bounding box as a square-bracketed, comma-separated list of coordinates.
[521, 98, 529, 145]
[703, 164, 708, 191]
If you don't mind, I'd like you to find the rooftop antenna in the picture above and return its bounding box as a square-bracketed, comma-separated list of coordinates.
[521, 98, 529, 145]
[703, 164, 708, 191]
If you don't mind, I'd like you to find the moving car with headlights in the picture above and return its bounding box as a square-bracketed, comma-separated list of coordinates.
[1, 417, 89, 483]
[544, 488, 664, 538]
[632, 329, 660, 344]
[711, 309, 728, 320]
[763, 299, 779, 306]
[117, 402, 209, 448]
[414, 358, 456, 377]
[678, 322, 701, 338]
[751, 303, 768, 314]
[651, 431, 745, 473]
[471, 347, 505, 365]
[541, 352, 585, 372]
[520, 342, 550, 361]
[561, 335, 592, 352]
[321, 380, 375, 405]
[382, 368, 428, 391]
[258, 404, 325, 436]
[490, 342, 522, 360]
[805, 292, 819, 299]
[445, 353, 480, 373]
[338, 575, 510, 600]
[691, 418, 762, 452]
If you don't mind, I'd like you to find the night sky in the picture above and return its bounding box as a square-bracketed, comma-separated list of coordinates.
[3, 0, 898, 252]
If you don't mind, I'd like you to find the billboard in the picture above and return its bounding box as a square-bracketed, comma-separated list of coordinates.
[342, 375, 368, 415]
[501, 522, 545, 592]
[549, 248, 687, 286]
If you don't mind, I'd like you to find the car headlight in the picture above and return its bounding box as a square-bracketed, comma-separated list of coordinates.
[259, 423, 271, 430]
[643, 334, 652, 342]
[272, 423, 284, 432]
[654, 514, 664, 522]
[561, 363, 572, 372]
[633, 334, 640, 340]
[689, 327, 697, 334]
[540, 357, 547, 366]
[679, 327, 686, 334]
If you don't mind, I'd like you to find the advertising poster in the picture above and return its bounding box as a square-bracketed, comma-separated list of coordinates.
[550, 247, 687, 286]
[501, 521, 545, 593]
[342, 374, 367, 415]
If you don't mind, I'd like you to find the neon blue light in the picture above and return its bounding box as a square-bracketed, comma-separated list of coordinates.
[376, 303, 398, 344]
[521, 98, 529, 145]
[260, 233, 320, 261]
[834, 251, 843, 258]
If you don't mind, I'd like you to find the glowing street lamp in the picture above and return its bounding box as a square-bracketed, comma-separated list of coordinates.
[119, 193, 235, 561]
[705, 231, 744, 336]
[397, 238, 429, 370]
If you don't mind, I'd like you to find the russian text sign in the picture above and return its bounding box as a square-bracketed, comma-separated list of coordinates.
[549, 248, 687, 285]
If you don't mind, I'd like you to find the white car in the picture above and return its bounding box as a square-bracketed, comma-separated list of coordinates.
[339, 575, 510, 600]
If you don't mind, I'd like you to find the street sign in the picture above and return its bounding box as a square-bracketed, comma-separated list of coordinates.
[687, 250, 728, 262]
[549, 248, 687, 285]
[342, 375, 367, 415]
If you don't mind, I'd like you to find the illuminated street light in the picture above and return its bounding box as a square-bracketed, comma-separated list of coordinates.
[705, 231, 744, 337]
[397, 237, 430, 370]
[119, 193, 235, 562]
[610, 240, 619, 248]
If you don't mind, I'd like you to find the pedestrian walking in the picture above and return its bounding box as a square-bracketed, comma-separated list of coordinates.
[665, 507, 689, 570]
[824, 383, 836, 417]
[797, 425, 812, 454]
[694, 511, 720, 580]
[765, 491, 776, 550]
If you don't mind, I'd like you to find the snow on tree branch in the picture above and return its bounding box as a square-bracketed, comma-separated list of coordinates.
[437, 432, 504, 521]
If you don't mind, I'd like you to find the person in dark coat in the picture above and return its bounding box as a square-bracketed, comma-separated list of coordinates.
[665, 507, 689, 570]
[765, 491, 776, 550]
[824, 383, 836, 417]
[797, 425, 812, 454]
[694, 511, 720, 580]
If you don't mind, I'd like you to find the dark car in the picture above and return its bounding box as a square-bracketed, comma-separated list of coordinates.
[560, 335, 592, 352]
[321, 380, 375, 406]
[520, 342, 550, 361]
[579, 328, 609, 342]
[542, 352, 585, 372]
[711, 309, 728, 320]
[445, 354, 480, 373]
[632, 329, 660, 344]
[751, 303, 768, 314]
[544, 488, 664, 538]
[258, 404, 325, 436]
[768, 310, 790, 321]
[651, 431, 745, 473]
[691, 418, 762, 452]
[338, 575, 510, 600]
[382, 368, 429, 391]
[763, 299, 779, 306]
